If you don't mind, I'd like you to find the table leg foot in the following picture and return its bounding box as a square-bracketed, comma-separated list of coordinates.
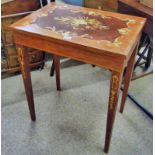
[104, 71, 123, 153]
[17, 45, 36, 121]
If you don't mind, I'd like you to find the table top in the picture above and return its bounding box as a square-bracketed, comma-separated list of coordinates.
[10, 3, 146, 59]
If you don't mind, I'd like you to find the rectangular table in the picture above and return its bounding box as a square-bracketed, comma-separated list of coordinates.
[10, 3, 146, 153]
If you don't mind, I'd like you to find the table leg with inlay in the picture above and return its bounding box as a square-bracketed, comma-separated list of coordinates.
[17, 45, 36, 121]
[17, 46, 61, 121]
[104, 70, 123, 153]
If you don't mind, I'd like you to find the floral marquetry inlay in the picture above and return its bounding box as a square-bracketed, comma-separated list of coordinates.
[54, 16, 109, 31]
[17, 48, 26, 79]
[21, 6, 137, 47]
[109, 75, 119, 110]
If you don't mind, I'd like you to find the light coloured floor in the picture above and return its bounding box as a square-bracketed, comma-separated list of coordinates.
[2, 59, 153, 155]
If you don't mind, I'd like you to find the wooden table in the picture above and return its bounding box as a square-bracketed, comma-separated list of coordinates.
[10, 3, 146, 153]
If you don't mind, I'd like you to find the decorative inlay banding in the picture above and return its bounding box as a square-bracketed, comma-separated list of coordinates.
[17, 47, 26, 79]
[109, 75, 119, 110]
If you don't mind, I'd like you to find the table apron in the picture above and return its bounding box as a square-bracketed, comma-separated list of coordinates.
[14, 32, 126, 72]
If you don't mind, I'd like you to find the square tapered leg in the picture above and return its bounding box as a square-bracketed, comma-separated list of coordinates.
[104, 71, 123, 153]
[17, 45, 36, 121]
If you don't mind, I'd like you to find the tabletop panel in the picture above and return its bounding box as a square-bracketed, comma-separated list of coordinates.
[10, 3, 146, 59]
